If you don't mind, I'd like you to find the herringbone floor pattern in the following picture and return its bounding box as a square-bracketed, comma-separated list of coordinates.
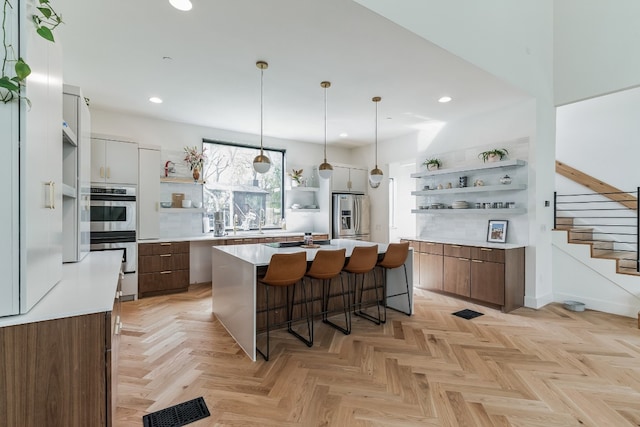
[115, 284, 640, 426]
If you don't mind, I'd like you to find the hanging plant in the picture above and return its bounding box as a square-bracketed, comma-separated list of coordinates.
[1, 0, 63, 104]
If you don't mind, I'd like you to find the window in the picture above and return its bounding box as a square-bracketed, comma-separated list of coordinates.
[202, 140, 284, 231]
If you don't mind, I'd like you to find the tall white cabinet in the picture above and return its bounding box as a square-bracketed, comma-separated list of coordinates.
[138, 146, 161, 240]
[0, 0, 63, 316]
[62, 85, 91, 262]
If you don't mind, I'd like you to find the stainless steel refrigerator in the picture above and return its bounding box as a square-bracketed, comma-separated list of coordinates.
[332, 194, 370, 241]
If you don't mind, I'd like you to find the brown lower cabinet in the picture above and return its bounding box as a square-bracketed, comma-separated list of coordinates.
[0, 279, 122, 427]
[139, 241, 190, 298]
[405, 239, 524, 312]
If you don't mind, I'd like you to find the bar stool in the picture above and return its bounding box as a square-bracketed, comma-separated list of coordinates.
[343, 245, 384, 325]
[304, 249, 349, 334]
[377, 242, 412, 316]
[256, 251, 309, 361]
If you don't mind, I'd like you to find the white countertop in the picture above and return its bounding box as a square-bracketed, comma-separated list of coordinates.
[0, 251, 123, 328]
[402, 236, 526, 250]
[214, 239, 389, 266]
[143, 231, 328, 244]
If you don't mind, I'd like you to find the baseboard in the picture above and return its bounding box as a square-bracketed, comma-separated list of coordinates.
[524, 292, 554, 309]
[553, 291, 639, 318]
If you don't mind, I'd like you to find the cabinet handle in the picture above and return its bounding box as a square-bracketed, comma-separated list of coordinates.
[160, 254, 172, 257]
[100, 166, 104, 178]
[472, 259, 483, 263]
[106, 167, 111, 179]
[480, 248, 493, 252]
[451, 245, 461, 248]
[426, 242, 435, 246]
[458, 258, 469, 261]
[51, 181, 55, 209]
[160, 270, 172, 274]
[114, 323, 120, 335]
[44, 181, 54, 209]
[160, 243, 172, 246]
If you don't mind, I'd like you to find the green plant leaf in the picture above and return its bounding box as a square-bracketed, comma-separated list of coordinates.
[36, 26, 55, 42]
[37, 7, 52, 18]
[15, 59, 31, 80]
[39, 0, 50, 5]
[0, 76, 20, 91]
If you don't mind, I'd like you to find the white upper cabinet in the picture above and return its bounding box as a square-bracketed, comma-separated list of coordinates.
[91, 138, 139, 184]
[331, 165, 368, 194]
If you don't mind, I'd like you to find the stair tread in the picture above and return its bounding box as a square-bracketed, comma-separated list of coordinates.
[593, 250, 636, 260]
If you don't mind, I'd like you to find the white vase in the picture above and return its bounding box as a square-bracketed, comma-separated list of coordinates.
[427, 164, 439, 171]
[487, 153, 499, 162]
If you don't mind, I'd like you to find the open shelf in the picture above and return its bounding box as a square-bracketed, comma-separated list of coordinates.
[160, 207, 206, 213]
[411, 159, 525, 179]
[160, 177, 206, 184]
[286, 186, 319, 192]
[287, 208, 320, 212]
[62, 125, 77, 146]
[411, 184, 527, 196]
[411, 208, 526, 215]
[62, 183, 76, 198]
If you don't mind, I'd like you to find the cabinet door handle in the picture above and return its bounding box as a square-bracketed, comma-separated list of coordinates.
[480, 248, 493, 252]
[451, 245, 461, 248]
[160, 254, 172, 257]
[472, 259, 483, 263]
[106, 167, 111, 179]
[160, 243, 172, 246]
[458, 257, 469, 261]
[160, 270, 172, 274]
[45, 181, 55, 209]
[100, 166, 104, 178]
[426, 242, 435, 246]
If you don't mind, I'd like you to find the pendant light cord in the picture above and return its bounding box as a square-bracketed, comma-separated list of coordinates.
[324, 85, 328, 162]
[260, 66, 264, 156]
[375, 99, 378, 168]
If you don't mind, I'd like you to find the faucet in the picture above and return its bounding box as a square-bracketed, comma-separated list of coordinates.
[233, 214, 238, 235]
[258, 208, 265, 234]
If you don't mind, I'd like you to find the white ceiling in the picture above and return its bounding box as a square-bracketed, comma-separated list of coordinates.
[56, 0, 529, 147]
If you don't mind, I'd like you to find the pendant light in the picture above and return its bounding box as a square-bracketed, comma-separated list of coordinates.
[253, 61, 271, 174]
[369, 96, 383, 184]
[318, 81, 333, 179]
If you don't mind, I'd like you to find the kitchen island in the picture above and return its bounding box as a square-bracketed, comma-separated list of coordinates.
[211, 239, 413, 361]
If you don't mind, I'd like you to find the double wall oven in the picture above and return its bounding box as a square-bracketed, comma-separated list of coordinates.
[90, 185, 137, 274]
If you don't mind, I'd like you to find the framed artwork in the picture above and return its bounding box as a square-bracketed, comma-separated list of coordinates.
[487, 220, 508, 243]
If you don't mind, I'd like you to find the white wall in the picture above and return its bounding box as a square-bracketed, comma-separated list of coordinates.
[556, 86, 640, 192]
[354, 99, 541, 303]
[90, 108, 352, 236]
[354, 0, 556, 309]
[554, 1, 640, 105]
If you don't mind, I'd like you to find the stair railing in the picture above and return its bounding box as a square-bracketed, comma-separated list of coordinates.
[554, 188, 639, 273]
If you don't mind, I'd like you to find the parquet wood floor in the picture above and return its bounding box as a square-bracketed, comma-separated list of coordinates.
[115, 283, 640, 426]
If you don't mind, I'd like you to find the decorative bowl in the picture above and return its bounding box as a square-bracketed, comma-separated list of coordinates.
[192, 201, 202, 208]
[160, 202, 172, 208]
[182, 200, 192, 208]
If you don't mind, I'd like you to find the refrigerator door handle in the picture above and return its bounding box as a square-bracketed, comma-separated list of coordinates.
[354, 197, 360, 234]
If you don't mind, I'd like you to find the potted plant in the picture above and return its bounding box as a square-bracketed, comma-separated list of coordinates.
[423, 158, 442, 171]
[478, 148, 509, 163]
[288, 168, 303, 186]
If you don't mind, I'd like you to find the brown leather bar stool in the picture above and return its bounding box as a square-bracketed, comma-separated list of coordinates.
[305, 249, 349, 334]
[377, 241, 411, 316]
[343, 245, 383, 325]
[256, 251, 309, 361]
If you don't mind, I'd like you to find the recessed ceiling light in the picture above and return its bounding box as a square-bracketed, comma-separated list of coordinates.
[169, 0, 192, 11]
[149, 97, 163, 104]
[339, 133, 348, 138]
[438, 96, 452, 103]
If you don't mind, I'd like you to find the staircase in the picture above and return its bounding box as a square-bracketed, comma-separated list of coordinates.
[554, 216, 639, 277]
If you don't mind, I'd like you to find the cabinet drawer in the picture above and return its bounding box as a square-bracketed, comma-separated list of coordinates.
[138, 252, 189, 273]
[443, 244, 470, 258]
[139, 241, 189, 256]
[471, 247, 505, 263]
[139, 270, 189, 294]
[420, 241, 443, 255]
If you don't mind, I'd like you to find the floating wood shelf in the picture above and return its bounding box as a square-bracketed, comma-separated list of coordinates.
[160, 177, 206, 184]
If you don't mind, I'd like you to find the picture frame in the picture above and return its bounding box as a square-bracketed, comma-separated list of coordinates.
[487, 220, 508, 243]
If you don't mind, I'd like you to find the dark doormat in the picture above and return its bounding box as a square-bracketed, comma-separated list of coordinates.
[452, 309, 484, 320]
[142, 396, 210, 427]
